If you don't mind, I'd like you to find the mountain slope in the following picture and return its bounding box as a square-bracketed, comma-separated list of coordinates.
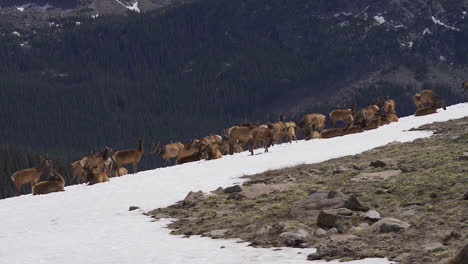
[0, 103, 467, 264]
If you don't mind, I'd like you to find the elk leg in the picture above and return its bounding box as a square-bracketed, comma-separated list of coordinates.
[331, 120, 336, 128]
[249, 139, 254, 155]
[133, 163, 137, 174]
[15, 183, 21, 196]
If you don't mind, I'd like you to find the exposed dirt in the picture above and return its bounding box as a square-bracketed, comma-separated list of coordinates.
[149, 117, 468, 264]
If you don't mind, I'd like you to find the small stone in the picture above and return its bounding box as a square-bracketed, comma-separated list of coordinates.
[224, 185, 243, 194]
[280, 229, 310, 247]
[205, 229, 229, 238]
[314, 228, 327, 237]
[360, 210, 381, 221]
[128, 206, 140, 211]
[317, 208, 352, 228]
[327, 227, 338, 234]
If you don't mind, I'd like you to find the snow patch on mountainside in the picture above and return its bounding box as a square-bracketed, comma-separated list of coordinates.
[374, 16, 385, 24]
[115, 0, 140, 13]
[0, 103, 467, 264]
[431, 16, 460, 31]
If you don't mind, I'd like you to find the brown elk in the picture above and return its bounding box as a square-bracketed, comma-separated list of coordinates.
[11, 156, 53, 195]
[227, 125, 256, 154]
[87, 170, 110, 185]
[201, 135, 223, 146]
[176, 139, 203, 164]
[203, 144, 223, 160]
[462, 81, 468, 92]
[81, 147, 113, 176]
[248, 127, 274, 155]
[268, 122, 285, 144]
[70, 160, 87, 184]
[283, 121, 297, 143]
[344, 124, 364, 135]
[304, 128, 320, 140]
[32, 169, 65, 195]
[381, 113, 399, 124]
[329, 107, 354, 128]
[152, 141, 184, 166]
[355, 104, 380, 126]
[319, 128, 345, 139]
[299, 113, 326, 132]
[112, 167, 128, 177]
[363, 117, 381, 130]
[413, 90, 446, 110]
[415, 105, 438, 116]
[112, 140, 144, 173]
[382, 96, 396, 114]
[176, 151, 203, 165]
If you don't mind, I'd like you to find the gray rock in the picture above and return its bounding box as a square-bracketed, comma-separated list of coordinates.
[182, 191, 205, 206]
[314, 228, 327, 237]
[317, 208, 352, 228]
[327, 227, 338, 235]
[128, 206, 140, 211]
[352, 170, 402, 182]
[223, 185, 243, 194]
[370, 218, 410, 233]
[211, 187, 224, 194]
[280, 229, 310, 247]
[344, 195, 369, 211]
[400, 208, 417, 218]
[205, 229, 230, 238]
[360, 210, 381, 221]
[459, 152, 468, 161]
[290, 191, 346, 219]
[370, 160, 387, 168]
[423, 242, 446, 252]
[350, 223, 369, 233]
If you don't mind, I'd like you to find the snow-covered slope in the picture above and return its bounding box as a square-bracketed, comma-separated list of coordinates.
[1, 103, 467, 264]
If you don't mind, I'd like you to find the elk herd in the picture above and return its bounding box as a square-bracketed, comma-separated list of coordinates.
[9, 88, 451, 196]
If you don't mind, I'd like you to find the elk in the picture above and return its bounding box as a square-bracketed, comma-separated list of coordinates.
[176, 139, 202, 164]
[344, 124, 364, 135]
[382, 96, 396, 114]
[415, 105, 438, 116]
[299, 113, 326, 132]
[11, 156, 53, 195]
[112, 167, 128, 177]
[413, 90, 446, 110]
[319, 128, 345, 139]
[363, 117, 381, 130]
[32, 168, 65, 195]
[304, 129, 320, 140]
[227, 125, 256, 154]
[201, 135, 223, 146]
[381, 113, 399, 124]
[329, 106, 354, 127]
[355, 104, 380, 126]
[112, 140, 144, 173]
[203, 144, 223, 160]
[268, 122, 285, 144]
[176, 151, 203, 165]
[70, 160, 87, 184]
[283, 121, 297, 143]
[152, 141, 184, 166]
[87, 169, 109, 185]
[462, 81, 468, 92]
[248, 127, 274, 155]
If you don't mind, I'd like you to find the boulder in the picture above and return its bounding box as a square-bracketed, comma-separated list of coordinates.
[344, 195, 369, 211]
[290, 191, 346, 219]
[370, 218, 410, 233]
[423, 242, 445, 252]
[223, 185, 243, 194]
[317, 208, 352, 228]
[352, 170, 402, 182]
[211, 187, 224, 194]
[205, 229, 229, 238]
[182, 191, 205, 206]
[370, 160, 387, 168]
[280, 229, 310, 247]
[314, 228, 327, 237]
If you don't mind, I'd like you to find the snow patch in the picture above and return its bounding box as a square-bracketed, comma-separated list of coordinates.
[0, 104, 467, 263]
[91, 14, 99, 19]
[76, 21, 81, 26]
[374, 15, 385, 24]
[11, 31, 20, 37]
[431, 16, 460, 31]
[15, 3, 32, 12]
[439, 55, 447, 61]
[114, 0, 140, 13]
[334, 11, 353, 18]
[394, 24, 405, 29]
[423, 28, 432, 35]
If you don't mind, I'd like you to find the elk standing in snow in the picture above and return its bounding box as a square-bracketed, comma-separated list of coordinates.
[152, 141, 184, 166]
[112, 140, 144, 173]
[227, 124, 256, 154]
[283, 121, 297, 143]
[355, 104, 380, 126]
[11, 156, 53, 195]
[71, 160, 87, 184]
[299, 113, 326, 132]
[329, 106, 355, 128]
[248, 127, 274, 155]
[32, 168, 65, 195]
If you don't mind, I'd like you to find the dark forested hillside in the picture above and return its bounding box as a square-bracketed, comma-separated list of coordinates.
[0, 0, 467, 198]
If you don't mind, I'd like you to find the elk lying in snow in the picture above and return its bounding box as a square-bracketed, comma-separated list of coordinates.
[152, 141, 184, 166]
[355, 104, 380, 126]
[201, 135, 222, 146]
[11, 156, 53, 195]
[87, 169, 109, 185]
[248, 127, 273, 155]
[202, 144, 223, 160]
[363, 117, 381, 130]
[176, 139, 203, 164]
[304, 128, 320, 140]
[218, 139, 243, 155]
[283, 121, 297, 143]
[113, 140, 144, 173]
[382, 96, 396, 114]
[415, 105, 438, 116]
[227, 125, 256, 154]
[71, 160, 86, 184]
[176, 150, 203, 165]
[380, 113, 399, 125]
[413, 90, 446, 110]
[344, 125, 364, 135]
[299, 113, 326, 132]
[112, 167, 128, 177]
[319, 128, 345, 139]
[32, 169, 65, 195]
[329, 107, 354, 127]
